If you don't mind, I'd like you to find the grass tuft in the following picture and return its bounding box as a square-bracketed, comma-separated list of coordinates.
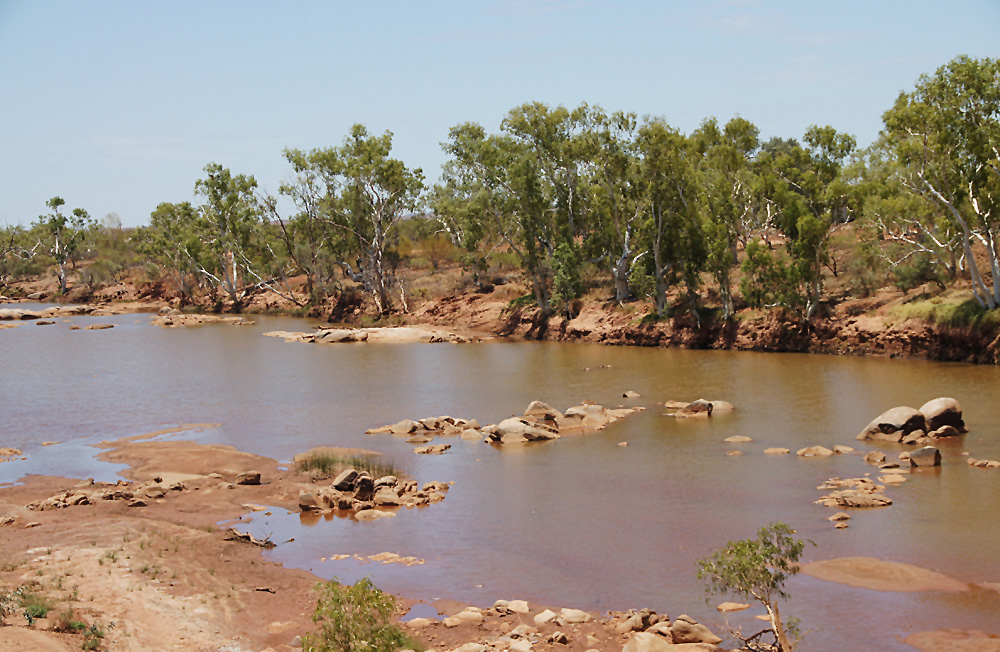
[296, 452, 402, 480]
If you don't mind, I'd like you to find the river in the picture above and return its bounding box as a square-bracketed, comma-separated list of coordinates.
[2, 306, 999, 650]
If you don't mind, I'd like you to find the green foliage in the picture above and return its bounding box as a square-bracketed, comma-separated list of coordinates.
[20, 591, 54, 619]
[890, 253, 946, 293]
[1, 586, 30, 625]
[296, 453, 401, 480]
[889, 296, 1000, 330]
[698, 523, 810, 651]
[551, 241, 582, 315]
[302, 577, 419, 652]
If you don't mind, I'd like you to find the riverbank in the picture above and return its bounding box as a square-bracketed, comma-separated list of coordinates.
[5, 270, 1000, 364]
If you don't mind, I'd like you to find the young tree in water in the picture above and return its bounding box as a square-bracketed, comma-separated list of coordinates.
[32, 196, 95, 294]
[882, 55, 1000, 309]
[698, 523, 809, 652]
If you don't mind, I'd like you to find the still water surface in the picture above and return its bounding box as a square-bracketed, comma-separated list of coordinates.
[2, 307, 999, 650]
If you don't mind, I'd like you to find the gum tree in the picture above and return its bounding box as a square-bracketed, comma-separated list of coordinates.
[882, 55, 1000, 309]
[33, 196, 95, 294]
[698, 523, 809, 652]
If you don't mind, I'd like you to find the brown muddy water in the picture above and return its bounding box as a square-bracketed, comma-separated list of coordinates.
[2, 306, 999, 650]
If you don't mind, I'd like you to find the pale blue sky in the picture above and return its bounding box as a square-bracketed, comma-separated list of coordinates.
[1, 1, 998, 227]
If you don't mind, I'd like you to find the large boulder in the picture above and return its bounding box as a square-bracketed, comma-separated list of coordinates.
[490, 417, 560, 443]
[670, 616, 723, 645]
[315, 328, 368, 343]
[857, 406, 927, 442]
[674, 400, 713, 418]
[332, 469, 359, 491]
[909, 446, 942, 467]
[235, 471, 261, 485]
[919, 398, 965, 433]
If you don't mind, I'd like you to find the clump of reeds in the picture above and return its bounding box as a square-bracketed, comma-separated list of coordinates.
[296, 452, 402, 480]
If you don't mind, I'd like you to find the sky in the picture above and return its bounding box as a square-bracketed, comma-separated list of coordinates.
[1, 0, 998, 227]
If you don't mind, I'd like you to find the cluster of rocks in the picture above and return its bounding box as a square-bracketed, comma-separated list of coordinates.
[815, 477, 892, 509]
[263, 326, 470, 344]
[795, 445, 855, 457]
[366, 401, 641, 448]
[298, 468, 450, 518]
[0, 304, 122, 321]
[966, 456, 1000, 469]
[484, 401, 640, 444]
[0, 447, 24, 461]
[863, 446, 942, 469]
[24, 471, 262, 511]
[151, 312, 254, 328]
[616, 610, 723, 652]
[857, 397, 966, 444]
[664, 399, 734, 418]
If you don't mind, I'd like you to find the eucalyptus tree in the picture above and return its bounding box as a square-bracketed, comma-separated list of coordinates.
[259, 148, 358, 306]
[692, 116, 762, 318]
[634, 118, 706, 318]
[143, 201, 202, 301]
[32, 196, 96, 294]
[440, 121, 560, 315]
[741, 126, 857, 318]
[0, 224, 30, 289]
[587, 109, 643, 302]
[292, 125, 423, 313]
[882, 55, 1000, 309]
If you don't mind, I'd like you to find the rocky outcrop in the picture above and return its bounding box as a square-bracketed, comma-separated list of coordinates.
[153, 314, 254, 328]
[857, 398, 966, 443]
[264, 325, 471, 345]
[298, 472, 451, 516]
[816, 477, 892, 508]
[365, 400, 640, 448]
[0, 308, 42, 320]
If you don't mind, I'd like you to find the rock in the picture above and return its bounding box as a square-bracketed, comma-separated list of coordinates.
[797, 446, 833, 457]
[455, 607, 486, 625]
[510, 624, 538, 638]
[910, 446, 942, 467]
[624, 632, 719, 652]
[930, 425, 961, 438]
[725, 436, 752, 443]
[406, 618, 437, 628]
[716, 602, 750, 612]
[442, 617, 462, 628]
[857, 406, 926, 442]
[919, 397, 965, 432]
[879, 474, 907, 484]
[507, 599, 530, 614]
[332, 469, 359, 491]
[390, 419, 419, 435]
[534, 609, 557, 625]
[298, 492, 319, 511]
[824, 489, 892, 508]
[560, 608, 592, 623]
[674, 400, 713, 418]
[828, 512, 851, 521]
[354, 509, 395, 520]
[763, 447, 790, 455]
[492, 599, 510, 614]
[524, 400, 564, 421]
[833, 445, 854, 454]
[671, 616, 722, 646]
[835, 522, 849, 529]
[373, 488, 402, 507]
[864, 451, 886, 465]
[704, 399, 734, 411]
[235, 471, 261, 485]
[453, 644, 488, 652]
[84, 324, 115, 330]
[510, 640, 533, 652]
[491, 417, 559, 444]
[623, 391, 641, 398]
[315, 328, 368, 343]
[663, 400, 690, 409]
[615, 614, 645, 634]
[547, 631, 569, 645]
[414, 444, 451, 455]
[900, 430, 926, 445]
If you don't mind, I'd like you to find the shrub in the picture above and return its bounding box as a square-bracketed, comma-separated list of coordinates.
[302, 577, 420, 652]
[698, 523, 811, 652]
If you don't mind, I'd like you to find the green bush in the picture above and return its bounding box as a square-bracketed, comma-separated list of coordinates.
[302, 577, 420, 652]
